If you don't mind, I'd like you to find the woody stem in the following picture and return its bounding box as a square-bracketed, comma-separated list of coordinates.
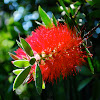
[84, 24, 100, 38]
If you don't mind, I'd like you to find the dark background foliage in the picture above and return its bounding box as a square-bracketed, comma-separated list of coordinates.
[0, 0, 100, 100]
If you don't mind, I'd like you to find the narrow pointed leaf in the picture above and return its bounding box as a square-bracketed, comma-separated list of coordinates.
[83, 43, 94, 74]
[70, 6, 74, 16]
[32, 71, 35, 80]
[76, 66, 92, 76]
[9, 52, 19, 60]
[35, 64, 42, 95]
[52, 14, 57, 27]
[12, 60, 30, 68]
[87, 57, 94, 74]
[38, 6, 53, 28]
[22, 74, 31, 85]
[21, 38, 34, 57]
[13, 66, 31, 90]
[13, 69, 24, 75]
[59, 0, 70, 17]
[59, 0, 73, 27]
[29, 58, 36, 65]
[77, 77, 93, 91]
[16, 40, 23, 49]
[42, 81, 45, 89]
[35, 21, 43, 25]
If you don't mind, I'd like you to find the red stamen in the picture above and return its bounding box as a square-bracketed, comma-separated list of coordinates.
[27, 77, 34, 84]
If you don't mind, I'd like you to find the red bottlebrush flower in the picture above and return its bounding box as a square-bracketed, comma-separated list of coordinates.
[14, 23, 87, 83]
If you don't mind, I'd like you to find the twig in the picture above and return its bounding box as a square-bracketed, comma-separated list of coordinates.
[73, 5, 81, 18]
[84, 24, 100, 38]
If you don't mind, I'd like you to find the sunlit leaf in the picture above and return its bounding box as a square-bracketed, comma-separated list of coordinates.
[32, 71, 35, 79]
[13, 66, 31, 90]
[35, 21, 43, 25]
[52, 14, 57, 27]
[42, 81, 45, 89]
[9, 52, 19, 60]
[16, 40, 23, 49]
[38, 6, 53, 28]
[22, 74, 31, 85]
[64, 0, 71, 3]
[59, 0, 70, 17]
[13, 69, 24, 75]
[21, 38, 34, 57]
[12, 60, 30, 68]
[74, 1, 81, 6]
[70, 6, 74, 16]
[35, 64, 42, 95]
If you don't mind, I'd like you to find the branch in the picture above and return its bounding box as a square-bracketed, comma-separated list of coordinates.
[84, 24, 100, 38]
[73, 5, 81, 18]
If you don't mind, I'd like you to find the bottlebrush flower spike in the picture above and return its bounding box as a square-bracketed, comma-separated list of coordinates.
[14, 23, 88, 83]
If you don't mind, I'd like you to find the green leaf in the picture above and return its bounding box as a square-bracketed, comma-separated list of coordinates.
[59, 0, 75, 28]
[13, 69, 24, 75]
[22, 74, 31, 85]
[42, 81, 45, 89]
[76, 66, 93, 76]
[74, 1, 81, 7]
[32, 71, 35, 79]
[70, 6, 74, 16]
[13, 22, 25, 34]
[12, 60, 30, 68]
[29, 58, 36, 65]
[21, 38, 34, 57]
[16, 40, 23, 49]
[83, 43, 94, 74]
[35, 64, 42, 95]
[93, 0, 100, 4]
[93, 59, 100, 73]
[64, 0, 71, 3]
[87, 57, 94, 74]
[52, 14, 57, 27]
[35, 21, 43, 25]
[77, 77, 93, 91]
[9, 52, 19, 60]
[85, 0, 94, 6]
[38, 6, 53, 28]
[59, 0, 70, 17]
[13, 66, 31, 90]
